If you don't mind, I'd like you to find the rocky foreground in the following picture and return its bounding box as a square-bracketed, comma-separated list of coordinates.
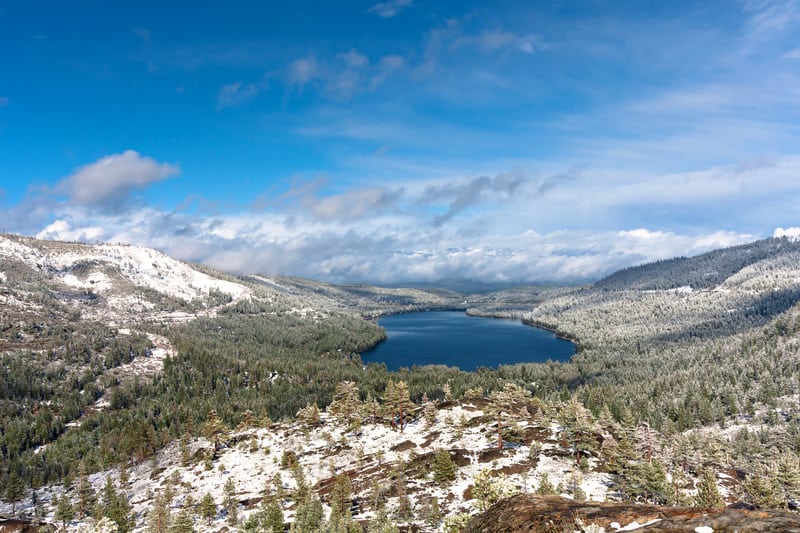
[465, 494, 800, 532]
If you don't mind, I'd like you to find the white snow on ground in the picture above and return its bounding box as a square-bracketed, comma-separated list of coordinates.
[0, 234, 250, 303]
[3, 401, 618, 532]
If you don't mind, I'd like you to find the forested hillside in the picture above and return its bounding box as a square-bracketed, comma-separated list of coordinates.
[3, 235, 800, 532]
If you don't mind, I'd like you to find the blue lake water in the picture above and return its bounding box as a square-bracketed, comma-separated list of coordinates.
[361, 311, 575, 371]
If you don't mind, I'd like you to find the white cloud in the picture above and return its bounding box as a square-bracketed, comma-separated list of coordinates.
[58, 150, 179, 209]
[217, 81, 260, 109]
[774, 227, 800, 240]
[288, 57, 319, 87]
[367, 0, 413, 18]
[745, 0, 800, 35]
[36, 219, 105, 242]
[339, 49, 368, 68]
[455, 29, 543, 54]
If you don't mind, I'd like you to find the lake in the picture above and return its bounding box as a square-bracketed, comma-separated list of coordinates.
[361, 311, 575, 371]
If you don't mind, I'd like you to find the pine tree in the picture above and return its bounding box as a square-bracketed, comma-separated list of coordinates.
[290, 493, 324, 533]
[77, 462, 97, 518]
[422, 392, 437, 428]
[329, 381, 361, 428]
[442, 382, 453, 402]
[774, 452, 800, 503]
[291, 463, 309, 505]
[5, 471, 24, 515]
[741, 466, 784, 509]
[223, 477, 238, 526]
[421, 496, 442, 529]
[329, 473, 353, 519]
[559, 397, 598, 463]
[535, 473, 557, 495]
[296, 402, 321, 427]
[102, 476, 134, 533]
[168, 504, 196, 533]
[263, 496, 285, 532]
[433, 449, 457, 485]
[205, 409, 224, 439]
[488, 382, 530, 450]
[393, 464, 412, 521]
[55, 493, 75, 531]
[180, 435, 191, 467]
[147, 492, 172, 533]
[384, 381, 412, 432]
[198, 492, 216, 525]
[641, 459, 669, 504]
[367, 507, 400, 533]
[694, 468, 723, 509]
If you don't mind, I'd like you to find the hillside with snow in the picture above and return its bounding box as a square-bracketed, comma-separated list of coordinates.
[3, 234, 800, 532]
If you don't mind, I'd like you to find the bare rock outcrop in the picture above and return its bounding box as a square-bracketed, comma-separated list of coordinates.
[465, 494, 800, 532]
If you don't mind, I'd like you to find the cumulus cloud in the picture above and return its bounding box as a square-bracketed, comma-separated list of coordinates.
[57, 150, 179, 210]
[36, 219, 105, 242]
[774, 227, 800, 240]
[367, 0, 413, 18]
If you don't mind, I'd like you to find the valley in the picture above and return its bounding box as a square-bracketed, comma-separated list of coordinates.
[2, 234, 800, 532]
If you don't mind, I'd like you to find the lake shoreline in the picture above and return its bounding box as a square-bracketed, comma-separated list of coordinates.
[361, 310, 575, 371]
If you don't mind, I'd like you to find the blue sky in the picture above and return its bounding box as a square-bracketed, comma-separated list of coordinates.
[1, 0, 800, 285]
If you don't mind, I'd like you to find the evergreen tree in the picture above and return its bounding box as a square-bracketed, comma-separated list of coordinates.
[205, 409, 224, 439]
[5, 471, 24, 515]
[198, 492, 216, 525]
[296, 402, 321, 427]
[422, 392, 437, 428]
[741, 466, 784, 509]
[147, 492, 172, 533]
[102, 476, 134, 533]
[55, 493, 75, 531]
[263, 496, 285, 532]
[329, 473, 353, 519]
[559, 397, 598, 463]
[694, 468, 723, 509]
[433, 449, 457, 485]
[535, 473, 557, 495]
[472, 468, 521, 510]
[168, 504, 196, 533]
[290, 493, 324, 533]
[367, 507, 400, 533]
[223, 477, 238, 526]
[393, 463, 412, 521]
[774, 452, 800, 503]
[329, 381, 362, 428]
[384, 381, 412, 432]
[180, 435, 191, 467]
[421, 496, 442, 529]
[291, 463, 309, 505]
[488, 382, 530, 450]
[641, 459, 669, 504]
[77, 462, 97, 518]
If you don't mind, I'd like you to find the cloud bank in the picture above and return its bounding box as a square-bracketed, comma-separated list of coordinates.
[13, 150, 792, 286]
